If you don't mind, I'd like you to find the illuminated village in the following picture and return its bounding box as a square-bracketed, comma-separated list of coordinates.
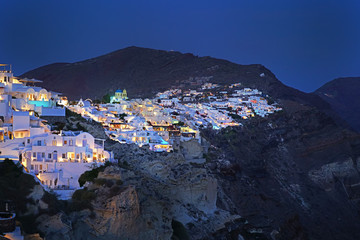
[0, 64, 111, 199]
[0, 64, 281, 197]
[68, 79, 282, 155]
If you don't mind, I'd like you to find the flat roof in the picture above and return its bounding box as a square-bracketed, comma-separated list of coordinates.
[13, 111, 30, 116]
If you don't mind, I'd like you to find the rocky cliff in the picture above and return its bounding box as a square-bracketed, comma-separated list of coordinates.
[35, 151, 238, 240]
[201, 105, 360, 240]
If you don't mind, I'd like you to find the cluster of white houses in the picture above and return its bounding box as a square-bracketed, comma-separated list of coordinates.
[68, 82, 281, 152]
[69, 96, 186, 152]
[0, 64, 112, 192]
[155, 83, 282, 128]
[22, 131, 110, 189]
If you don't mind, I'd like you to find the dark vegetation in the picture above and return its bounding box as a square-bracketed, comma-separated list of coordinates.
[69, 188, 96, 211]
[171, 220, 190, 240]
[0, 159, 37, 214]
[0, 160, 39, 233]
[78, 162, 111, 187]
[102, 93, 111, 103]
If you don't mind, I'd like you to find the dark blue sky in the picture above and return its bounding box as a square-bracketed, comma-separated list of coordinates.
[1, 0, 359, 92]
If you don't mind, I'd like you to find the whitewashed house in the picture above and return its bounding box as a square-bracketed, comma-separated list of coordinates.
[21, 131, 111, 189]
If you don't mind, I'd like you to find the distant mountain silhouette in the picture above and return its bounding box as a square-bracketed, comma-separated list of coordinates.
[21, 46, 328, 109]
[315, 77, 360, 132]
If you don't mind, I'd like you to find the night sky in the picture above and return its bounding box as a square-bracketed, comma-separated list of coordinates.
[1, 0, 359, 92]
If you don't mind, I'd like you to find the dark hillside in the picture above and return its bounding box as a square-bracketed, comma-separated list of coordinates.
[315, 77, 360, 132]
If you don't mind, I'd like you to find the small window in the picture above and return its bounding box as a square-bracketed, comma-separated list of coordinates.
[76, 154, 80, 159]
[39, 165, 42, 170]
[33, 152, 36, 158]
[42, 152, 45, 158]
[52, 140, 57, 146]
[63, 140, 67, 145]
[62, 153, 66, 158]
[27, 139, 30, 144]
[48, 153, 52, 159]
[69, 140, 73, 146]
[31, 165, 34, 170]
[37, 140, 41, 146]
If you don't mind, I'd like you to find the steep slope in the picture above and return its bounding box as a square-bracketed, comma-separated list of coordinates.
[201, 107, 360, 240]
[314, 77, 360, 132]
[21, 46, 328, 110]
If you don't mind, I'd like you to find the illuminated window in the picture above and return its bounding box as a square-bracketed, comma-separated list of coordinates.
[52, 140, 57, 146]
[69, 140, 73, 146]
[64, 140, 67, 145]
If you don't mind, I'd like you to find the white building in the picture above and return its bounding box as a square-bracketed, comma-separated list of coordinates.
[21, 131, 111, 189]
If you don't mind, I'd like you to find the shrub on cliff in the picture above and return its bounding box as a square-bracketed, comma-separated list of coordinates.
[0, 159, 38, 213]
[0, 159, 39, 233]
[78, 162, 111, 187]
[171, 220, 190, 240]
[68, 188, 96, 211]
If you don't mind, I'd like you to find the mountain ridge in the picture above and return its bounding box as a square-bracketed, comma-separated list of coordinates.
[21, 46, 329, 108]
[314, 77, 360, 132]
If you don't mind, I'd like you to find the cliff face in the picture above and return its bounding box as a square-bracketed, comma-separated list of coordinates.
[35, 147, 233, 240]
[201, 105, 360, 240]
[314, 77, 360, 132]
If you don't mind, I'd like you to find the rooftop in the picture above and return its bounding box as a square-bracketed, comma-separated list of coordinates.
[60, 130, 83, 136]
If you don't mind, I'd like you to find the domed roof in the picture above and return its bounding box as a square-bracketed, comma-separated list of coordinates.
[115, 89, 123, 93]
